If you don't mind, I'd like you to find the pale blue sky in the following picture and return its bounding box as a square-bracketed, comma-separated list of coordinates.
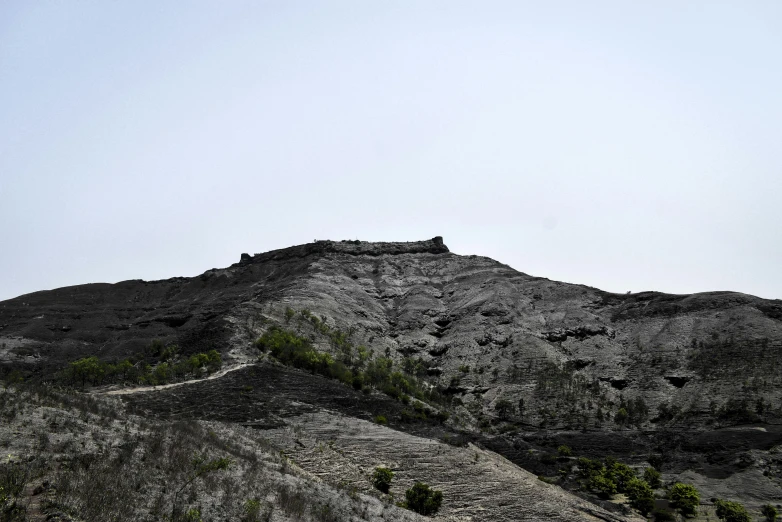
[2, 1, 781, 301]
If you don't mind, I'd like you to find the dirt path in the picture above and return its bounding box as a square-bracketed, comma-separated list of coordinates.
[100, 363, 253, 396]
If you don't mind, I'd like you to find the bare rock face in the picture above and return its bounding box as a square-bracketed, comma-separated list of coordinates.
[2, 236, 781, 514]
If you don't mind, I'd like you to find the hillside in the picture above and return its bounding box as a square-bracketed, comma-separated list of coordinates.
[1, 237, 781, 520]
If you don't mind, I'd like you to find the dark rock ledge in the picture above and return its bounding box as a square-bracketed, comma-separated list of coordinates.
[236, 236, 449, 266]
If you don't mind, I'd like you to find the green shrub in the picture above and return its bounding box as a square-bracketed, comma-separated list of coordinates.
[556, 445, 572, 457]
[256, 320, 451, 416]
[403, 482, 443, 516]
[625, 477, 654, 515]
[183, 508, 202, 522]
[160, 344, 180, 361]
[256, 327, 335, 375]
[587, 472, 616, 498]
[255, 327, 308, 354]
[243, 498, 265, 522]
[372, 467, 394, 493]
[715, 499, 751, 522]
[576, 457, 604, 479]
[62, 345, 221, 388]
[643, 467, 662, 488]
[607, 460, 636, 492]
[68, 356, 106, 386]
[762, 504, 778, 522]
[669, 482, 699, 516]
[614, 407, 628, 424]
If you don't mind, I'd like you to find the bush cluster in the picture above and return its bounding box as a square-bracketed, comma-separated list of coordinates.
[61, 343, 222, 388]
[615, 396, 649, 426]
[255, 324, 450, 421]
[576, 457, 656, 513]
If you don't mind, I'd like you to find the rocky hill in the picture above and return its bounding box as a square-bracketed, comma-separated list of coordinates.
[1, 237, 780, 520]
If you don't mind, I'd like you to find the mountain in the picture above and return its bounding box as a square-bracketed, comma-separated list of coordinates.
[1, 237, 780, 520]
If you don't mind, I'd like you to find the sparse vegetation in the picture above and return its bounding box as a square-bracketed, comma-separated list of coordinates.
[0, 460, 29, 521]
[0, 381, 416, 522]
[171, 453, 232, 521]
[255, 320, 452, 418]
[242, 498, 268, 522]
[3, 239, 781, 522]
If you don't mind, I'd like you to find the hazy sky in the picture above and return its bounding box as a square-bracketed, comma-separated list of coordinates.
[2, 1, 781, 302]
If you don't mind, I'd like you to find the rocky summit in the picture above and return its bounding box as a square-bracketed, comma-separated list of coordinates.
[1, 237, 780, 521]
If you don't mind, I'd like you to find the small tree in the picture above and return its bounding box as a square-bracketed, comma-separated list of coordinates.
[284, 307, 295, 323]
[404, 482, 443, 516]
[643, 467, 662, 488]
[557, 445, 572, 457]
[625, 478, 654, 515]
[372, 467, 394, 493]
[715, 499, 751, 522]
[171, 454, 232, 521]
[669, 482, 699, 517]
[242, 498, 268, 522]
[576, 457, 603, 479]
[607, 460, 636, 492]
[588, 472, 617, 498]
[68, 356, 105, 387]
[762, 504, 778, 522]
[614, 407, 628, 425]
[494, 399, 514, 420]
